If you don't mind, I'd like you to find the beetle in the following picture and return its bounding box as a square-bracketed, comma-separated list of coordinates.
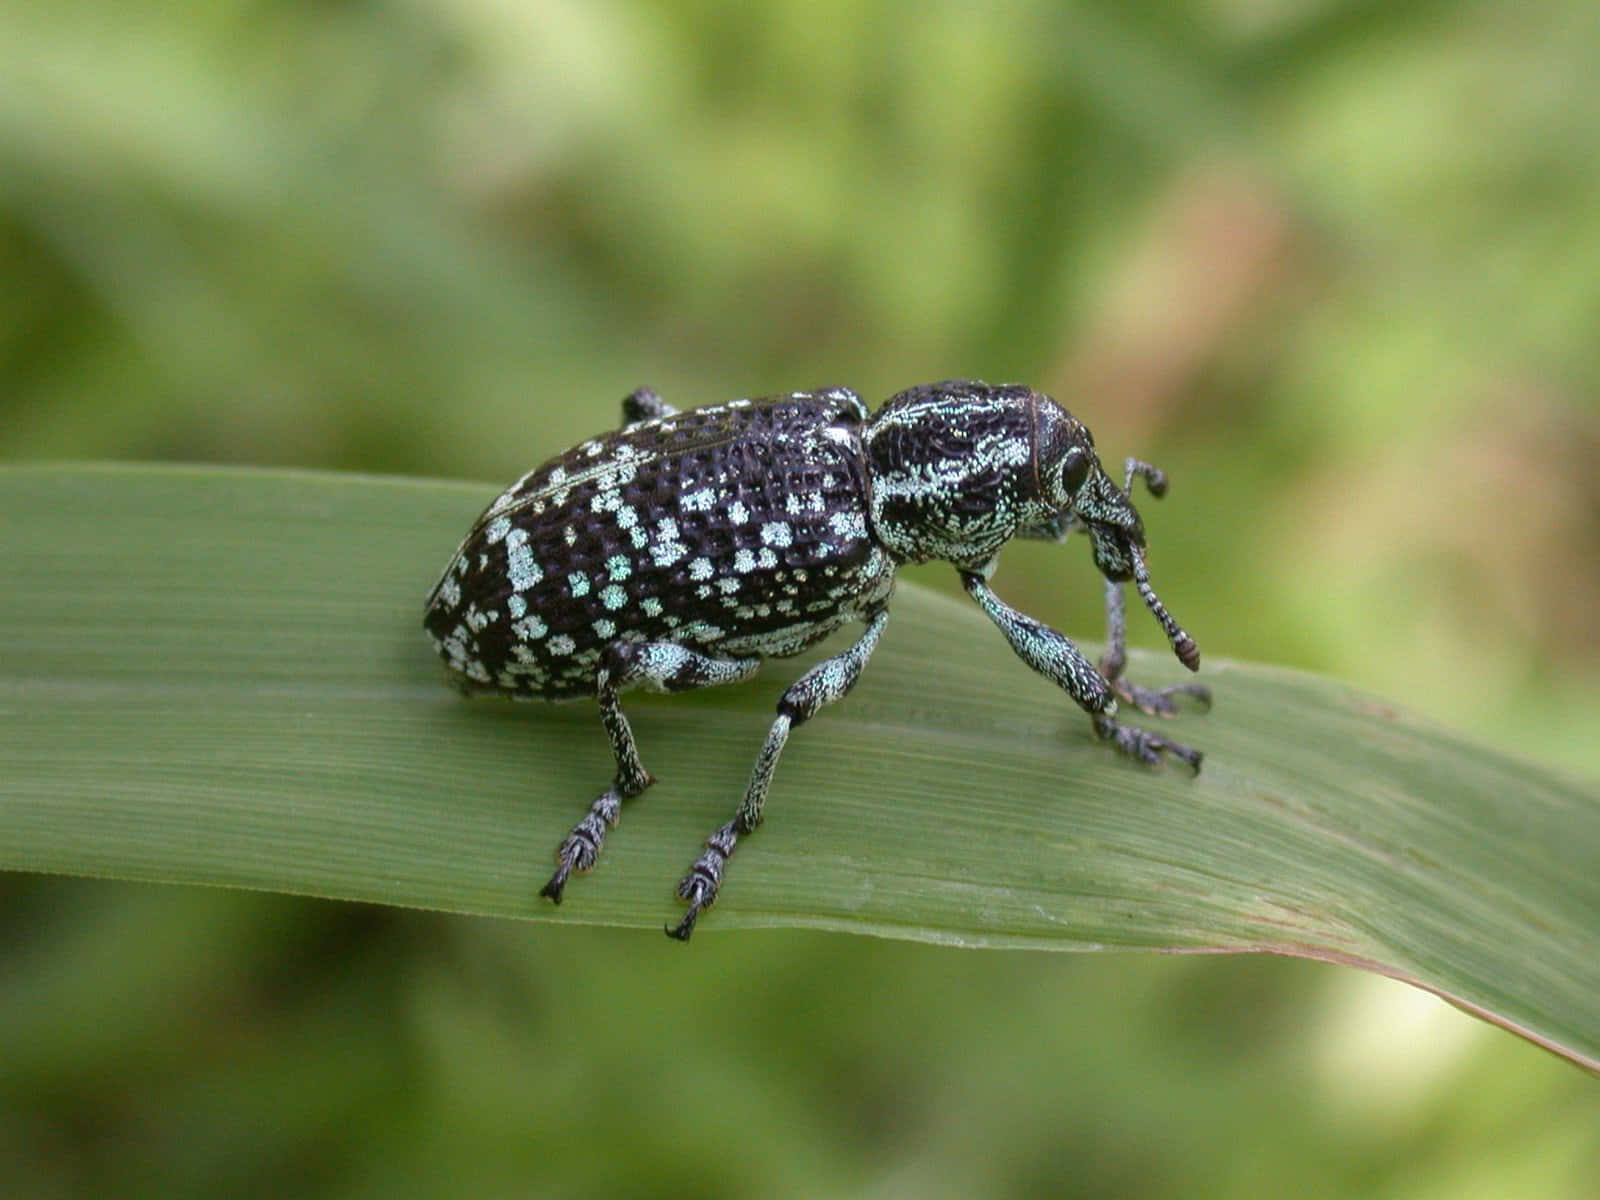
[423, 380, 1209, 939]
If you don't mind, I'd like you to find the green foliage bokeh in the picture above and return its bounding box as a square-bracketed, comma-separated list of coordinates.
[1, 2, 1595, 1197]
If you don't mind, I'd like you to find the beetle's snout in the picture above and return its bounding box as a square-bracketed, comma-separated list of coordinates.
[1073, 472, 1143, 541]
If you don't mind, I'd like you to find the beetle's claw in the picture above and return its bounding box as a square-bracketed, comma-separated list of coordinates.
[1092, 713, 1204, 772]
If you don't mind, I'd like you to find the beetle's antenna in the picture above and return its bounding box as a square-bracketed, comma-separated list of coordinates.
[1131, 547, 1200, 672]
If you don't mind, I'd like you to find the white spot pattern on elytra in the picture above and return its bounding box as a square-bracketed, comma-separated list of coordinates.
[506, 528, 542, 591]
[786, 492, 824, 515]
[828, 510, 866, 540]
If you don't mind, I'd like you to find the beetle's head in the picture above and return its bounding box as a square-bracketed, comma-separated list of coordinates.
[1035, 400, 1201, 672]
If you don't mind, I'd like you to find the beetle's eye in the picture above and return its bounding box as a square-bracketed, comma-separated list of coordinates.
[1059, 447, 1092, 496]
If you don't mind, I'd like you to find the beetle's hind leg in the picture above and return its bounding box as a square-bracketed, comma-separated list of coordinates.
[540, 642, 759, 904]
[537, 673, 646, 905]
[620, 386, 678, 427]
[667, 611, 889, 941]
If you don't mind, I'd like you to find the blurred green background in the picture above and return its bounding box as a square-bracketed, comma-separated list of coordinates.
[2, 1, 1596, 1196]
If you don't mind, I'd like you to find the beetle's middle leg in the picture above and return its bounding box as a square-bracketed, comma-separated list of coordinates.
[540, 642, 759, 904]
[667, 609, 889, 941]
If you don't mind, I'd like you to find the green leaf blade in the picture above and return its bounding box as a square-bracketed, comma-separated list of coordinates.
[2, 464, 1595, 1067]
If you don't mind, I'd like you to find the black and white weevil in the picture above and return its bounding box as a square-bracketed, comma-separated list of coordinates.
[424, 381, 1209, 939]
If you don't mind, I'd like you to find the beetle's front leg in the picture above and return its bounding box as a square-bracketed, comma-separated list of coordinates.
[1089, 709, 1202, 771]
[960, 570, 1112, 714]
[1098, 577, 1211, 717]
[667, 610, 889, 941]
[960, 570, 1201, 771]
[1097, 458, 1211, 717]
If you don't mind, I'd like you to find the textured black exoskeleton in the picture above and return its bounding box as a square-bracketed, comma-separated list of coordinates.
[424, 381, 1209, 938]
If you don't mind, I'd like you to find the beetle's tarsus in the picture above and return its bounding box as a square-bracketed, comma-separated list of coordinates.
[1093, 713, 1204, 772]
[1111, 677, 1213, 718]
[667, 821, 740, 941]
[540, 786, 624, 905]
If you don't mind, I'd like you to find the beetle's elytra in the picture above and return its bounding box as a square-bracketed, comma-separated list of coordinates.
[424, 381, 1209, 938]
